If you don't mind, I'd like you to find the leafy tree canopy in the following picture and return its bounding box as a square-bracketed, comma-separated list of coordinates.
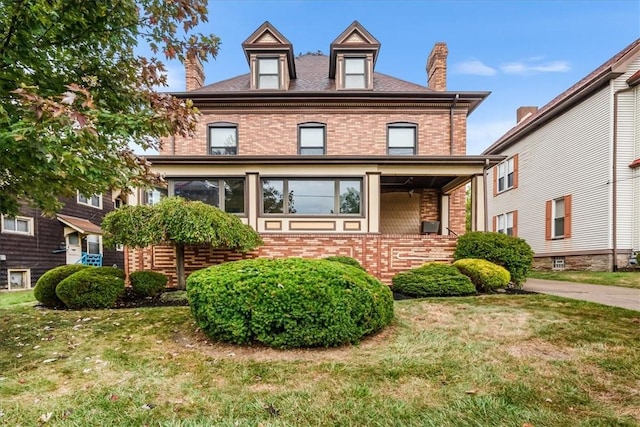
[0, 0, 219, 216]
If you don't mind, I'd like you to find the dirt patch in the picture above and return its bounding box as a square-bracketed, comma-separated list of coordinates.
[505, 339, 574, 361]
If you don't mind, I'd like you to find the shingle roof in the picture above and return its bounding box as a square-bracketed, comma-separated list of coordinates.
[190, 54, 432, 94]
[483, 38, 640, 154]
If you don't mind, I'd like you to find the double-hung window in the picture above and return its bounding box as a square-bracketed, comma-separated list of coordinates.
[1, 215, 33, 236]
[546, 195, 571, 239]
[262, 178, 362, 215]
[257, 57, 280, 89]
[172, 178, 245, 214]
[209, 123, 238, 156]
[496, 212, 515, 236]
[387, 123, 417, 155]
[496, 155, 517, 193]
[343, 57, 366, 89]
[298, 123, 326, 155]
[78, 193, 102, 209]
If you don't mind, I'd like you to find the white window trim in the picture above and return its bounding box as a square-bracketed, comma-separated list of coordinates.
[496, 212, 514, 236]
[497, 157, 515, 193]
[552, 256, 566, 270]
[552, 198, 565, 239]
[1, 215, 34, 236]
[77, 192, 103, 209]
[256, 57, 280, 90]
[342, 56, 368, 90]
[7, 269, 31, 290]
[86, 234, 103, 255]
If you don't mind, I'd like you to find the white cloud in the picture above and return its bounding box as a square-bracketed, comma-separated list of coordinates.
[501, 59, 570, 75]
[467, 120, 515, 154]
[454, 60, 497, 76]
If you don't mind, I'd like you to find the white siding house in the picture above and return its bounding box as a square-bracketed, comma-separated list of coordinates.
[483, 40, 640, 271]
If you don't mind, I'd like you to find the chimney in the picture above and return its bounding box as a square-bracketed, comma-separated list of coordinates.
[516, 106, 538, 123]
[185, 54, 205, 91]
[427, 42, 448, 91]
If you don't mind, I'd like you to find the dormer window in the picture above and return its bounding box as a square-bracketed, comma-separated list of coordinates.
[257, 57, 280, 89]
[344, 57, 366, 89]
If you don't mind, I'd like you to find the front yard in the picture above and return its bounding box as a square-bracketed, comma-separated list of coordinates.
[1, 294, 639, 426]
[529, 270, 640, 289]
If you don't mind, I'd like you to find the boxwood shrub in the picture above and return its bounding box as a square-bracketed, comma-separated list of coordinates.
[187, 258, 394, 349]
[129, 271, 168, 298]
[454, 231, 534, 286]
[324, 256, 365, 270]
[56, 267, 125, 309]
[391, 262, 476, 298]
[453, 258, 510, 292]
[34, 264, 89, 308]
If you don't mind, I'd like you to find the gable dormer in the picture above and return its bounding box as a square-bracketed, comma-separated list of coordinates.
[242, 22, 296, 90]
[329, 21, 381, 90]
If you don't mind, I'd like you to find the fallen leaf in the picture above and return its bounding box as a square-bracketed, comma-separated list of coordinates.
[38, 412, 52, 423]
[141, 403, 155, 410]
[465, 389, 478, 395]
[545, 398, 553, 403]
[110, 394, 119, 401]
[42, 359, 57, 364]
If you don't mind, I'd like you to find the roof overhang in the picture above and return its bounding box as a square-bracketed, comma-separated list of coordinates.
[57, 214, 102, 235]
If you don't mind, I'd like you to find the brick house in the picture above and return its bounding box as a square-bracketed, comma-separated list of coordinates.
[129, 21, 502, 285]
[483, 39, 640, 271]
[0, 191, 125, 290]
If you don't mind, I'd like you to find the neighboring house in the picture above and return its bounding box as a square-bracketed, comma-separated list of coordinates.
[484, 39, 640, 271]
[132, 21, 502, 284]
[0, 190, 125, 290]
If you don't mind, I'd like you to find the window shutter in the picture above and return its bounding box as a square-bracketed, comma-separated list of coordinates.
[492, 215, 497, 232]
[564, 194, 572, 238]
[492, 167, 497, 196]
[512, 154, 519, 189]
[545, 200, 552, 240]
[513, 210, 518, 237]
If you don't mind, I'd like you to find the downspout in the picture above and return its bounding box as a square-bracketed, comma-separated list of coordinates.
[450, 93, 459, 155]
[483, 158, 490, 232]
[612, 85, 635, 271]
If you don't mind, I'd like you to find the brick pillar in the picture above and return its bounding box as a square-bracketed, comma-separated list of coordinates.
[426, 42, 448, 91]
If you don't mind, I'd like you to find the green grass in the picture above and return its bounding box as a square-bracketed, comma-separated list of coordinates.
[0, 290, 36, 308]
[1, 295, 639, 426]
[528, 270, 640, 289]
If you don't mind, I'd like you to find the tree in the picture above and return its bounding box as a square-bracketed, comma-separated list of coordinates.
[101, 197, 263, 290]
[0, 0, 220, 216]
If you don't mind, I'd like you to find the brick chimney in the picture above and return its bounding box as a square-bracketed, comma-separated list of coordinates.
[185, 54, 205, 91]
[516, 106, 538, 123]
[427, 42, 448, 91]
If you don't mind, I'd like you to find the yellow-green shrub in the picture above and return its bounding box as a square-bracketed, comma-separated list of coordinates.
[454, 258, 510, 292]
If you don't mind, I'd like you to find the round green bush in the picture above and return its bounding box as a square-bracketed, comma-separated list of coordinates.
[33, 264, 89, 308]
[454, 232, 534, 286]
[391, 262, 476, 298]
[324, 256, 366, 270]
[453, 258, 510, 292]
[187, 258, 394, 349]
[129, 271, 168, 297]
[56, 267, 125, 309]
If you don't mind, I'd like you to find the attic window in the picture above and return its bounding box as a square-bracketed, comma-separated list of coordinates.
[344, 57, 366, 89]
[257, 57, 279, 89]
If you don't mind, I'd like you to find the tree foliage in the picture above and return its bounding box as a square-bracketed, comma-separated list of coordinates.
[0, 0, 220, 215]
[101, 197, 263, 289]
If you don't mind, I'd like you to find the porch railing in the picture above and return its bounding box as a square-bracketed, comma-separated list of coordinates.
[78, 252, 103, 267]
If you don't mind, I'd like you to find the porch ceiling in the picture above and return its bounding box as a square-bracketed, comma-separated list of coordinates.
[380, 175, 454, 192]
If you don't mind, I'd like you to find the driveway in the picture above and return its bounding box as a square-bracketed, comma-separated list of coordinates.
[523, 278, 640, 311]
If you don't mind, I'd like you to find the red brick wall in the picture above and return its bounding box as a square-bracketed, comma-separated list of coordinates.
[161, 110, 467, 156]
[127, 234, 457, 286]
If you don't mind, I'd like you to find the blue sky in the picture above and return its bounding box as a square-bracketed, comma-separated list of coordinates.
[150, 0, 640, 155]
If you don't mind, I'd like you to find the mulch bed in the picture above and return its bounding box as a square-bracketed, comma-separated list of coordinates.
[112, 288, 189, 309]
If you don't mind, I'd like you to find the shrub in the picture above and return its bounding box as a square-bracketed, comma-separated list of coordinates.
[324, 256, 365, 270]
[33, 264, 89, 308]
[187, 258, 394, 349]
[129, 271, 168, 298]
[391, 262, 476, 298]
[56, 267, 125, 309]
[453, 258, 510, 292]
[453, 232, 534, 286]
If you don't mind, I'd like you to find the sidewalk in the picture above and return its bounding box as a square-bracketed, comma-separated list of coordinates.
[523, 278, 640, 311]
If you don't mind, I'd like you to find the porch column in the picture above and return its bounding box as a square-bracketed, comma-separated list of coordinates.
[471, 174, 486, 231]
[367, 172, 381, 233]
[246, 172, 259, 230]
[440, 194, 450, 235]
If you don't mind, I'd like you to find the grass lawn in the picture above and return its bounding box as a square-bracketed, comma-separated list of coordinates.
[0, 290, 36, 308]
[528, 270, 640, 289]
[1, 296, 639, 426]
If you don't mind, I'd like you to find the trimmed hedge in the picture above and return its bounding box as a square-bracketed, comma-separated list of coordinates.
[454, 232, 534, 286]
[34, 264, 89, 308]
[56, 267, 125, 309]
[391, 262, 476, 298]
[129, 271, 168, 298]
[454, 258, 510, 292]
[324, 256, 365, 270]
[187, 258, 394, 349]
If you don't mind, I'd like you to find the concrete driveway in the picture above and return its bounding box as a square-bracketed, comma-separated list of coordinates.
[523, 278, 640, 311]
